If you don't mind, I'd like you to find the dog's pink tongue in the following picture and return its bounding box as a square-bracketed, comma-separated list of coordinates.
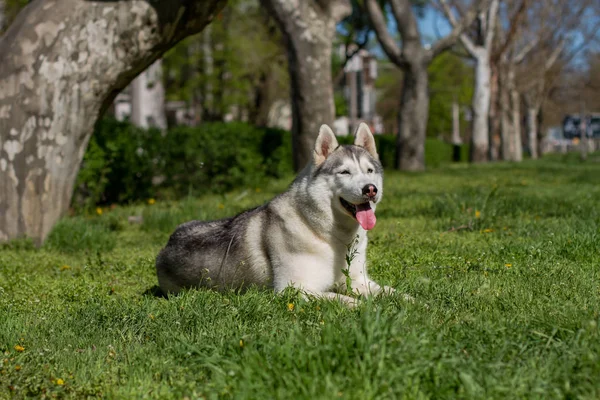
[356, 203, 376, 230]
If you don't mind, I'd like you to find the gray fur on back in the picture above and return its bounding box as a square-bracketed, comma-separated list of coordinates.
[155, 204, 269, 293]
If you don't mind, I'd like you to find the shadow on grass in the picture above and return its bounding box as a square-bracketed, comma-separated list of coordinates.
[143, 285, 168, 298]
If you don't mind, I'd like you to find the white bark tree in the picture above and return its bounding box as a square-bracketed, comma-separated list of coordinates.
[130, 59, 167, 131]
[0, 0, 226, 244]
[442, 0, 499, 163]
[517, 0, 598, 159]
[365, 0, 487, 170]
[260, 0, 351, 171]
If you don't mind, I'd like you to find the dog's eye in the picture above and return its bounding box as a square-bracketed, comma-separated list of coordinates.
[338, 170, 351, 175]
[367, 168, 374, 173]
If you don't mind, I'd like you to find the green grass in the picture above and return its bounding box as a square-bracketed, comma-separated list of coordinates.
[1, 154, 600, 399]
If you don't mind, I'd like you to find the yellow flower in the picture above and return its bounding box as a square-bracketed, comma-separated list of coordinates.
[255, 188, 262, 193]
[147, 198, 156, 205]
[287, 303, 294, 311]
[475, 210, 481, 219]
[218, 204, 225, 209]
[239, 339, 244, 348]
[15, 365, 21, 371]
[56, 378, 65, 386]
[14, 345, 24, 352]
[149, 314, 155, 320]
[60, 265, 71, 271]
[96, 207, 103, 215]
[505, 263, 512, 268]
[483, 228, 494, 233]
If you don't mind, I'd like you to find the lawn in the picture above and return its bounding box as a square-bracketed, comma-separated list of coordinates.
[1, 153, 599, 399]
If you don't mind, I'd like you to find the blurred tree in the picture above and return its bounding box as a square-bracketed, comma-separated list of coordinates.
[376, 53, 473, 139]
[365, 0, 487, 170]
[441, 0, 499, 163]
[0, 0, 226, 245]
[163, 0, 288, 126]
[260, 0, 352, 171]
[517, 0, 598, 159]
[428, 52, 473, 139]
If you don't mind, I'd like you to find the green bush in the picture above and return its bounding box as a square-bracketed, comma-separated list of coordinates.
[74, 119, 163, 209]
[161, 123, 292, 196]
[74, 120, 293, 209]
[73, 119, 468, 209]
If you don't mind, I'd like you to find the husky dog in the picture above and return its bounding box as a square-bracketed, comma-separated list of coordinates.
[156, 123, 392, 305]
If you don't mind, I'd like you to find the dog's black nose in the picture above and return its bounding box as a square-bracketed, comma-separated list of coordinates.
[362, 184, 377, 198]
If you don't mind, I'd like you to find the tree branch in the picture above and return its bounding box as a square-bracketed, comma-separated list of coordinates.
[439, 0, 478, 56]
[364, 0, 405, 66]
[484, 0, 499, 50]
[429, 0, 491, 60]
[492, 0, 528, 63]
[513, 38, 539, 64]
[389, 0, 420, 43]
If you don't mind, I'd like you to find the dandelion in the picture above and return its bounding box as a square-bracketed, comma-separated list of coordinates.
[60, 265, 71, 271]
[56, 378, 65, 386]
[15, 365, 21, 371]
[475, 210, 481, 218]
[287, 303, 294, 311]
[14, 345, 24, 352]
[218, 204, 225, 209]
[147, 198, 156, 205]
[96, 207, 103, 215]
[505, 263, 512, 268]
[239, 339, 244, 348]
[483, 228, 494, 233]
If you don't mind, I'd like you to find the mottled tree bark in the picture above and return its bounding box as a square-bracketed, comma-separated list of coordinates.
[260, 0, 351, 171]
[0, 0, 226, 244]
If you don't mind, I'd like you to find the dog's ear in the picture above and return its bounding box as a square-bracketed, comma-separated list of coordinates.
[314, 125, 339, 166]
[354, 122, 378, 159]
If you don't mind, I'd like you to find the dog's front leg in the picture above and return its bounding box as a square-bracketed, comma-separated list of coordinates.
[341, 238, 392, 297]
[302, 290, 358, 307]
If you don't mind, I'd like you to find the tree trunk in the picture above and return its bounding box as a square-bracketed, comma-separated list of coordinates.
[130, 59, 167, 131]
[261, 0, 351, 171]
[527, 107, 538, 159]
[471, 51, 491, 163]
[489, 63, 500, 161]
[452, 100, 462, 162]
[499, 78, 512, 161]
[509, 68, 523, 162]
[0, 0, 226, 244]
[396, 62, 429, 171]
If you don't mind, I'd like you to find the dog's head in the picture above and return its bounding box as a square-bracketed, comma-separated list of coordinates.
[313, 123, 383, 231]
